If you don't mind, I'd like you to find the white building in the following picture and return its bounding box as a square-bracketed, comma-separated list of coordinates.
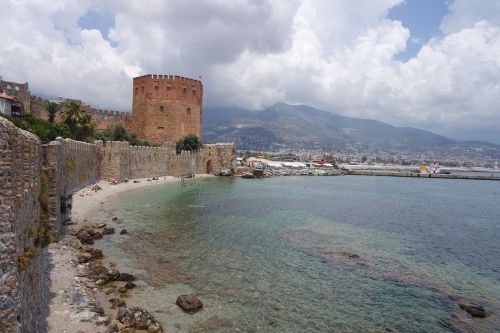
[0, 92, 15, 116]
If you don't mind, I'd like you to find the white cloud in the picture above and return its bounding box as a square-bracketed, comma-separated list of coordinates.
[1, 0, 500, 142]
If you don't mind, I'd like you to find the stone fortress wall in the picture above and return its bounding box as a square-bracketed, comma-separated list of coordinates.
[0, 118, 45, 333]
[0, 117, 236, 332]
[31, 74, 203, 145]
[1, 72, 235, 331]
[98, 141, 236, 180]
[43, 139, 101, 238]
[203, 143, 237, 175]
[31, 95, 131, 130]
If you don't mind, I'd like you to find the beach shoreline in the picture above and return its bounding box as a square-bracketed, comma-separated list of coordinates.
[43, 174, 213, 333]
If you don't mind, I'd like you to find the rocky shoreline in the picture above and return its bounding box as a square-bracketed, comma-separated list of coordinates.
[43, 177, 208, 333]
[45, 211, 165, 332]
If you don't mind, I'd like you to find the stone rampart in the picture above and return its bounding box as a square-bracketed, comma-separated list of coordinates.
[0, 116, 235, 332]
[30, 96, 130, 130]
[43, 138, 100, 238]
[203, 143, 237, 175]
[99, 141, 131, 181]
[99, 141, 207, 179]
[0, 117, 44, 333]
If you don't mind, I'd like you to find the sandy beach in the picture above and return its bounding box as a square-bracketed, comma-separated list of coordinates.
[43, 175, 212, 333]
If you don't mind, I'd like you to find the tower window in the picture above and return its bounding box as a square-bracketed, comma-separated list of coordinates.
[167, 86, 171, 91]
[154, 81, 159, 90]
[187, 108, 191, 115]
[160, 105, 164, 112]
[183, 87, 187, 95]
[192, 90, 196, 96]
[142, 86, 145, 94]
[135, 86, 138, 94]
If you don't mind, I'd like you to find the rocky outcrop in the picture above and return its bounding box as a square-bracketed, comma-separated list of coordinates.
[218, 169, 232, 176]
[241, 172, 255, 179]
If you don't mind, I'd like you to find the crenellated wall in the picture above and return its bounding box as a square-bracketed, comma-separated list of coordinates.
[43, 138, 100, 237]
[31, 96, 131, 130]
[0, 116, 235, 332]
[98, 141, 226, 180]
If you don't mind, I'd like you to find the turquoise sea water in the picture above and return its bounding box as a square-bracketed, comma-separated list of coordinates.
[93, 176, 500, 332]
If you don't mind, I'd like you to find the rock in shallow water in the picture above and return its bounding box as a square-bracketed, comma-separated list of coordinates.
[109, 298, 126, 309]
[116, 307, 163, 331]
[125, 282, 136, 289]
[341, 251, 360, 259]
[176, 294, 203, 313]
[107, 269, 136, 282]
[103, 227, 115, 235]
[459, 302, 488, 318]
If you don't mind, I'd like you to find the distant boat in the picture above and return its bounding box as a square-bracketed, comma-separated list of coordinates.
[436, 169, 451, 174]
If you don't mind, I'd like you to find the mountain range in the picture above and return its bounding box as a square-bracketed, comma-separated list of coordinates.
[202, 103, 500, 158]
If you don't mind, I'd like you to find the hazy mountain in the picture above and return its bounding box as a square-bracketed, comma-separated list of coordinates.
[202, 103, 500, 157]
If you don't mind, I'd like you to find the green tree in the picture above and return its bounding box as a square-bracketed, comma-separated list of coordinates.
[93, 124, 157, 146]
[0, 113, 70, 142]
[61, 102, 95, 141]
[42, 101, 62, 123]
[175, 134, 202, 154]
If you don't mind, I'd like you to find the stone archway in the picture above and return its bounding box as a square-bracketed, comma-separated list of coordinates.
[206, 160, 212, 174]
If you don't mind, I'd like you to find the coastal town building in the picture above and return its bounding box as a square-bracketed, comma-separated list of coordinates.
[0, 91, 16, 115]
[0, 79, 30, 115]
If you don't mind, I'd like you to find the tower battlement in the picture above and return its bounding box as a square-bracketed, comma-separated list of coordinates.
[130, 74, 203, 145]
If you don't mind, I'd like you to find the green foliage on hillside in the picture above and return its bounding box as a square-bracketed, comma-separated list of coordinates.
[176, 134, 202, 154]
[93, 124, 158, 146]
[0, 113, 70, 142]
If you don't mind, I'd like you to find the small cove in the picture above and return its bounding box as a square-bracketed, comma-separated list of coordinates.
[89, 176, 500, 332]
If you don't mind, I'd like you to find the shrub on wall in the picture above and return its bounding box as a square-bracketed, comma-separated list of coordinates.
[93, 124, 158, 146]
[0, 113, 69, 142]
[176, 134, 202, 154]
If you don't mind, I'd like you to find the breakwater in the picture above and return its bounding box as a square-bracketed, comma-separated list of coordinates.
[347, 170, 500, 181]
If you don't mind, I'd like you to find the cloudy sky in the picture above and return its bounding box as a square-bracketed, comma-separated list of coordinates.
[1, 0, 500, 143]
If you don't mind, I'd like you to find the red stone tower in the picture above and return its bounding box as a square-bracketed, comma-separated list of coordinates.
[130, 74, 203, 145]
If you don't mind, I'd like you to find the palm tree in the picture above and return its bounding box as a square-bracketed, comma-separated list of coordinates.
[42, 101, 62, 123]
[61, 102, 95, 141]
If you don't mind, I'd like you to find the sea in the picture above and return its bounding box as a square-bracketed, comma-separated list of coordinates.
[91, 176, 500, 332]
